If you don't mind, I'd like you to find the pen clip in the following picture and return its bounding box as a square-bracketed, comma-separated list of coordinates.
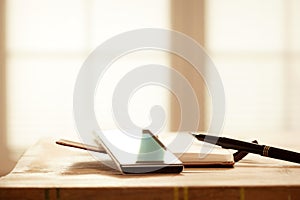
[233, 140, 258, 162]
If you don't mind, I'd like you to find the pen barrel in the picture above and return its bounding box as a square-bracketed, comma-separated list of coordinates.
[197, 134, 300, 164]
[262, 146, 300, 164]
[218, 137, 264, 155]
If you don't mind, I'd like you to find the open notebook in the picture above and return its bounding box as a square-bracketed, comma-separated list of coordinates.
[158, 132, 234, 167]
[56, 132, 234, 167]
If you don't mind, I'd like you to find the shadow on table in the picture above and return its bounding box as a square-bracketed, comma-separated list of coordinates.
[61, 160, 236, 177]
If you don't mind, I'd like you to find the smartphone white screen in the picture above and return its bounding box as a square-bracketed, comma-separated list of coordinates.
[93, 129, 183, 173]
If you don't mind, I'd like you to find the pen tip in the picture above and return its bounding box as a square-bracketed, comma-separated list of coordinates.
[190, 132, 205, 141]
[189, 132, 197, 137]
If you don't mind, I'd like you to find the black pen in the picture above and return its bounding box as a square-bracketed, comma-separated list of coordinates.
[191, 133, 300, 164]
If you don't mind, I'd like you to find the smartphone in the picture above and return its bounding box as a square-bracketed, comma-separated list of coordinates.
[93, 129, 183, 174]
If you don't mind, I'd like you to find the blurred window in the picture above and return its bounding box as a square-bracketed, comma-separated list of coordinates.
[5, 0, 300, 160]
[206, 0, 300, 141]
[6, 0, 171, 158]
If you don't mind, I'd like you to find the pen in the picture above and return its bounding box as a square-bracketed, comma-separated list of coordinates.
[191, 133, 300, 164]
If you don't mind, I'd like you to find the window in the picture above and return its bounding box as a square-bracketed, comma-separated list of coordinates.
[206, 0, 300, 143]
[6, 0, 171, 158]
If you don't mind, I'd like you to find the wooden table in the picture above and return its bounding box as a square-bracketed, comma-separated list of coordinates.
[0, 139, 299, 200]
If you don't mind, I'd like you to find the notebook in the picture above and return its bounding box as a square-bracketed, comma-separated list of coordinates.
[157, 132, 235, 167]
[56, 132, 234, 167]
